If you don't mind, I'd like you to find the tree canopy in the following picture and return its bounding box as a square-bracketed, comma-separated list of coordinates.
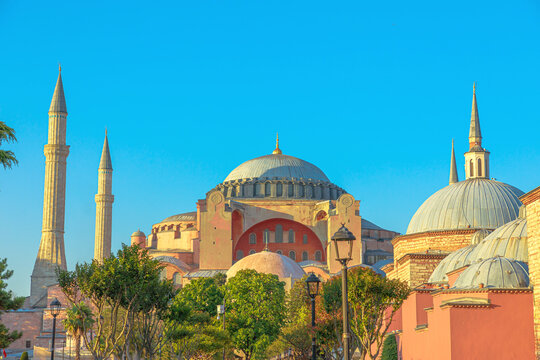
[0, 258, 24, 349]
[0, 121, 17, 170]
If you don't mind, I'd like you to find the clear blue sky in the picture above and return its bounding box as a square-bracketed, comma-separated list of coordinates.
[1, 1, 539, 296]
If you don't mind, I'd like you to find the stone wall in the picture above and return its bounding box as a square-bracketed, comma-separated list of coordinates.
[521, 186, 540, 359]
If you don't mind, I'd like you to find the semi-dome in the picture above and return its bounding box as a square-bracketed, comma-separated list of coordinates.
[429, 245, 477, 283]
[428, 230, 491, 283]
[453, 257, 529, 289]
[226, 250, 306, 290]
[469, 207, 528, 263]
[406, 179, 523, 234]
[131, 229, 146, 237]
[224, 153, 330, 183]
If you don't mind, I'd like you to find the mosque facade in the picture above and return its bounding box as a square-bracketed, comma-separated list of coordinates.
[4, 70, 540, 360]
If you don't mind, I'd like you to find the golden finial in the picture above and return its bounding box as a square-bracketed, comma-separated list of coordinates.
[59, 63, 62, 73]
[473, 82, 476, 94]
[272, 132, 282, 155]
[105, 128, 108, 136]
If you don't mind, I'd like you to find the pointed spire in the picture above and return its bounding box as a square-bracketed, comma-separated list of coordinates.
[468, 82, 481, 149]
[449, 139, 459, 184]
[49, 65, 67, 113]
[99, 130, 113, 170]
[272, 132, 282, 154]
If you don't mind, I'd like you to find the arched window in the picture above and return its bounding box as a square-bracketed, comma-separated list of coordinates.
[249, 249, 256, 255]
[315, 251, 322, 261]
[303, 234, 308, 244]
[470, 160, 474, 177]
[302, 251, 309, 261]
[288, 183, 294, 197]
[173, 272, 182, 285]
[276, 183, 283, 197]
[265, 183, 271, 196]
[236, 250, 244, 260]
[288, 230, 295, 243]
[289, 251, 296, 261]
[276, 250, 282, 255]
[249, 233, 257, 244]
[477, 158, 482, 177]
[298, 185, 304, 197]
[253, 183, 259, 196]
[275, 224, 283, 243]
[263, 229, 270, 245]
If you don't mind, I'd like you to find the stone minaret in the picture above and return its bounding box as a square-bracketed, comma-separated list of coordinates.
[464, 83, 490, 180]
[30, 66, 69, 307]
[93, 132, 114, 263]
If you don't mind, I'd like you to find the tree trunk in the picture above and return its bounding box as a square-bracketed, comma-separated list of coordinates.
[75, 335, 81, 360]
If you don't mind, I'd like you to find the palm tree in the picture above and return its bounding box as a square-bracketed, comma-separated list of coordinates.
[0, 121, 17, 169]
[62, 302, 94, 360]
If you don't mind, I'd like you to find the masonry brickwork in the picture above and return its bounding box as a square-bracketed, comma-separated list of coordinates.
[521, 186, 540, 359]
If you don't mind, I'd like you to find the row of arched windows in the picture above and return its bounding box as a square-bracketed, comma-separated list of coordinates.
[248, 228, 309, 245]
[236, 250, 322, 262]
[469, 158, 483, 177]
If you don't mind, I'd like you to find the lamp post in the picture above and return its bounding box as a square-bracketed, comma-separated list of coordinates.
[50, 297, 62, 360]
[306, 273, 321, 360]
[217, 299, 225, 360]
[330, 224, 356, 360]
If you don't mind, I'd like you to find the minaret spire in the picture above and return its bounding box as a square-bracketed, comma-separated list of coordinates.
[272, 133, 282, 155]
[469, 82, 482, 149]
[94, 130, 114, 263]
[30, 67, 70, 307]
[449, 139, 459, 184]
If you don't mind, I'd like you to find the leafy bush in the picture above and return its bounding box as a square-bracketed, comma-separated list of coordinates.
[381, 333, 398, 360]
[20, 351, 28, 360]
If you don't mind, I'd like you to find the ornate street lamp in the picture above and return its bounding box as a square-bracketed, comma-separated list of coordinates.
[331, 224, 356, 360]
[50, 297, 62, 360]
[306, 273, 321, 360]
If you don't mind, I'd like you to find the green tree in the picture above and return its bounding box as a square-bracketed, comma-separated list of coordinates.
[62, 302, 94, 360]
[58, 245, 166, 360]
[225, 269, 286, 360]
[318, 276, 344, 360]
[0, 258, 24, 349]
[381, 333, 398, 360]
[0, 121, 17, 169]
[166, 274, 229, 360]
[19, 351, 28, 360]
[347, 267, 410, 360]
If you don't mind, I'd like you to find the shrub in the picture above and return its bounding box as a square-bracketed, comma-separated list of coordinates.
[381, 333, 398, 360]
[20, 351, 28, 360]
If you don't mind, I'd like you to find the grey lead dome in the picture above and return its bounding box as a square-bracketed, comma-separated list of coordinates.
[406, 178, 524, 234]
[453, 257, 529, 289]
[224, 153, 330, 183]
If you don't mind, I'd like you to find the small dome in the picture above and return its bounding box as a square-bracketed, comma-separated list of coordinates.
[406, 179, 523, 234]
[469, 211, 528, 263]
[471, 229, 492, 245]
[429, 245, 477, 283]
[159, 212, 197, 223]
[131, 229, 145, 237]
[224, 154, 330, 183]
[453, 257, 529, 289]
[226, 250, 306, 285]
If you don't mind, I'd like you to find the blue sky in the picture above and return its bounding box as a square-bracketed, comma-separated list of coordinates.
[1, 1, 539, 296]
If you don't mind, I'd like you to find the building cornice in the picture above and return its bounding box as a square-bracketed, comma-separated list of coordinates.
[520, 186, 540, 205]
[392, 229, 478, 246]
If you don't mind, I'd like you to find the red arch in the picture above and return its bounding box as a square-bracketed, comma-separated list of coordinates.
[234, 218, 326, 263]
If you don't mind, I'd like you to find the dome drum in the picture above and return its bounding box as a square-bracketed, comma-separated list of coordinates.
[214, 177, 345, 200]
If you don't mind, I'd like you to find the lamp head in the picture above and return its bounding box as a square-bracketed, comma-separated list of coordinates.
[305, 272, 321, 298]
[50, 297, 62, 317]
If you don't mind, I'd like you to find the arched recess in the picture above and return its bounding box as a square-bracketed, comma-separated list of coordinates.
[233, 218, 326, 263]
[232, 210, 244, 245]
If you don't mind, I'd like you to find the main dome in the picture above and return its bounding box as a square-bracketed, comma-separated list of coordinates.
[406, 179, 524, 234]
[224, 154, 330, 183]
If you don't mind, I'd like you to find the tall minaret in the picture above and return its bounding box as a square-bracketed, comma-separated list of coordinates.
[464, 83, 490, 180]
[449, 139, 459, 184]
[93, 131, 114, 263]
[30, 66, 69, 307]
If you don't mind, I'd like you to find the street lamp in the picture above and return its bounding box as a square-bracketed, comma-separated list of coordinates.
[50, 297, 62, 360]
[306, 273, 320, 360]
[217, 301, 225, 360]
[331, 224, 356, 360]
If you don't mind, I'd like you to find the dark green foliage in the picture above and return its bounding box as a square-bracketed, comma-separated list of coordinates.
[20, 351, 28, 360]
[225, 269, 286, 360]
[0, 258, 24, 348]
[0, 121, 17, 170]
[381, 333, 398, 360]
